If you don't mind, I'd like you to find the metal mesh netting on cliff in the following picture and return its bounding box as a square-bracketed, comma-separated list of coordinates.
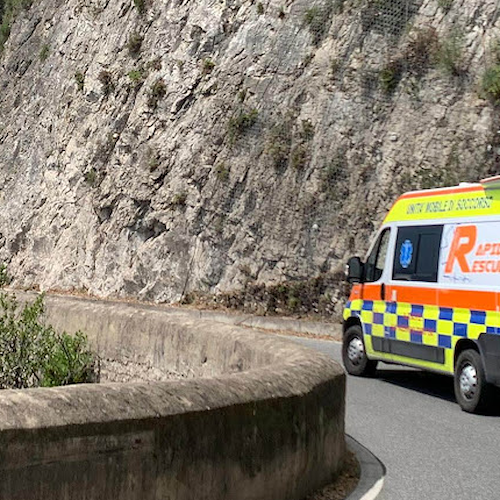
[180, 0, 500, 315]
[2, 0, 500, 314]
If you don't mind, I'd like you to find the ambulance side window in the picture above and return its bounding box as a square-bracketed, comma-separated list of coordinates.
[393, 225, 443, 282]
[365, 228, 391, 283]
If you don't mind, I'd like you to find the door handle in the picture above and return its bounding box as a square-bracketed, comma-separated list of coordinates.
[381, 283, 386, 300]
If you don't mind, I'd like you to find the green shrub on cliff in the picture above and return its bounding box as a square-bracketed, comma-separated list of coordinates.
[481, 65, 500, 103]
[0, 293, 98, 389]
[0, 0, 31, 51]
[227, 108, 258, 144]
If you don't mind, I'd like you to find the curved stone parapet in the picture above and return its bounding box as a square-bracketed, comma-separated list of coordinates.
[0, 292, 346, 500]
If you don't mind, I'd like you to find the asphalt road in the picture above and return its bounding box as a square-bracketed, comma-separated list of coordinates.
[292, 336, 500, 500]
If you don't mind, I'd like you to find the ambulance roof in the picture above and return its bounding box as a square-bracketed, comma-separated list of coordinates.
[384, 177, 500, 224]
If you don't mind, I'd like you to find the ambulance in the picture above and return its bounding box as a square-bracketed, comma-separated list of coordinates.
[343, 176, 500, 413]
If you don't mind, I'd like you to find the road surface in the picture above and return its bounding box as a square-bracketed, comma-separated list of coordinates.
[293, 336, 500, 500]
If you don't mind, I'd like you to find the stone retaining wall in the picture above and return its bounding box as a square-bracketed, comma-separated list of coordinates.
[0, 293, 346, 500]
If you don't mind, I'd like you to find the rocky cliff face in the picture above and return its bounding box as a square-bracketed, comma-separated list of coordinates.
[0, 0, 499, 305]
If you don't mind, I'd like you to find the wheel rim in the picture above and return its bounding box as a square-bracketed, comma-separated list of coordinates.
[459, 363, 478, 400]
[347, 337, 365, 366]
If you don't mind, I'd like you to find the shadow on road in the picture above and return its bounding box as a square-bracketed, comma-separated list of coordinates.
[376, 368, 456, 402]
[375, 368, 500, 416]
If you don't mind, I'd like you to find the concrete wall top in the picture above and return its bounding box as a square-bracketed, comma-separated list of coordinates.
[0, 292, 342, 431]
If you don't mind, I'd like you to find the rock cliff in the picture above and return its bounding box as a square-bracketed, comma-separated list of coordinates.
[0, 0, 499, 307]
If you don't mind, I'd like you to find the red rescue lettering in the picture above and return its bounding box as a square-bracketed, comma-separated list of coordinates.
[445, 225, 477, 274]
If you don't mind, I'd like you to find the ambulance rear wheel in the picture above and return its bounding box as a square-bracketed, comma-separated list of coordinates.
[454, 349, 492, 413]
[342, 325, 378, 377]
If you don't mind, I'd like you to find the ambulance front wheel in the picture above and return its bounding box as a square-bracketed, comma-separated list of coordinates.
[454, 349, 492, 414]
[342, 325, 378, 377]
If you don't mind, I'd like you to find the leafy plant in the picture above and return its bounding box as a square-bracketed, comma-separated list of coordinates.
[290, 144, 308, 170]
[238, 89, 247, 102]
[147, 57, 162, 71]
[0, 0, 32, 51]
[481, 65, 500, 103]
[0, 293, 98, 389]
[0, 264, 11, 287]
[128, 68, 146, 87]
[304, 3, 334, 46]
[133, 0, 145, 15]
[42, 330, 97, 387]
[215, 162, 230, 182]
[171, 192, 187, 207]
[39, 43, 49, 62]
[435, 30, 463, 76]
[98, 70, 114, 96]
[127, 32, 143, 56]
[405, 27, 439, 76]
[379, 60, 403, 94]
[147, 78, 166, 109]
[74, 71, 85, 92]
[202, 58, 215, 75]
[265, 122, 292, 170]
[227, 108, 258, 143]
[300, 119, 315, 141]
[84, 167, 98, 186]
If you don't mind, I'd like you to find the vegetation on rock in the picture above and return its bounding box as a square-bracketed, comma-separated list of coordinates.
[227, 108, 258, 144]
[182, 272, 349, 320]
[0, 0, 30, 50]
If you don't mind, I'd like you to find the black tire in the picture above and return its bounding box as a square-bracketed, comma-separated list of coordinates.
[454, 349, 492, 413]
[342, 325, 378, 377]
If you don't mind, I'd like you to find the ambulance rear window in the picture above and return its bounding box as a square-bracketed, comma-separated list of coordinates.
[393, 225, 443, 282]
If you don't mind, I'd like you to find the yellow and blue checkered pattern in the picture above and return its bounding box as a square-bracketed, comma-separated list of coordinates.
[344, 299, 500, 350]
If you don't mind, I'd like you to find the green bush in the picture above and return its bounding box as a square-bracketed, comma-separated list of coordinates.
[215, 162, 230, 182]
[133, 0, 145, 14]
[127, 32, 143, 56]
[405, 27, 439, 76]
[481, 65, 500, 102]
[0, 264, 11, 287]
[290, 144, 308, 170]
[84, 167, 98, 186]
[39, 43, 49, 62]
[128, 68, 146, 88]
[74, 71, 85, 92]
[0, 293, 98, 389]
[379, 60, 403, 94]
[435, 30, 463, 76]
[265, 122, 292, 170]
[0, 0, 32, 51]
[147, 78, 166, 109]
[227, 108, 258, 143]
[171, 192, 187, 207]
[202, 58, 215, 75]
[304, 3, 334, 46]
[98, 70, 114, 96]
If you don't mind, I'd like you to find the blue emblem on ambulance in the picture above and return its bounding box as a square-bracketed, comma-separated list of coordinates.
[400, 239, 413, 269]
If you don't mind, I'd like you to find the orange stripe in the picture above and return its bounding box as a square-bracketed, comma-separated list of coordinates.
[387, 285, 437, 305]
[438, 288, 497, 310]
[350, 283, 498, 310]
[386, 285, 497, 310]
[362, 284, 382, 300]
[398, 185, 483, 200]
